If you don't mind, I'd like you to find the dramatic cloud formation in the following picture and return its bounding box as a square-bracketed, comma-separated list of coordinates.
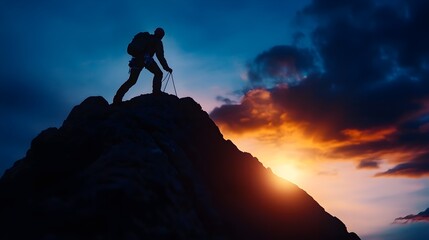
[211, 0, 429, 177]
[244, 46, 319, 88]
[394, 208, 429, 224]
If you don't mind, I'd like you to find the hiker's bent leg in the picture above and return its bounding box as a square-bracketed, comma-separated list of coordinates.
[145, 62, 163, 94]
[113, 68, 141, 103]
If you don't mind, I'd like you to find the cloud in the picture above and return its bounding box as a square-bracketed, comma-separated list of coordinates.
[210, 0, 429, 177]
[317, 170, 338, 176]
[216, 96, 236, 105]
[211, 88, 286, 133]
[376, 153, 429, 178]
[394, 208, 429, 224]
[357, 158, 381, 169]
[245, 45, 319, 88]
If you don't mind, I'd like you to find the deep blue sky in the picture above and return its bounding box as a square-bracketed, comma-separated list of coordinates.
[2, 0, 429, 239]
[0, 0, 309, 170]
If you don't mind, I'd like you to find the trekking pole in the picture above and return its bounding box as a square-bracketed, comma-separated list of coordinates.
[162, 73, 178, 96]
[162, 73, 171, 92]
[171, 73, 178, 96]
[162, 72, 170, 84]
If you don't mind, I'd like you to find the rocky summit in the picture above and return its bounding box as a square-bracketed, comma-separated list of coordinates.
[0, 94, 360, 240]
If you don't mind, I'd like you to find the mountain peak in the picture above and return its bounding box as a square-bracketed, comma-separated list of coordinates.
[0, 94, 360, 239]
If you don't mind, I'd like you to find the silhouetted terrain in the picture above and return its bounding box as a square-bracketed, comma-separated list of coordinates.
[0, 94, 360, 240]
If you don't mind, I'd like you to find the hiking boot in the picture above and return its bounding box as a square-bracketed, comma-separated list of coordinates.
[152, 89, 162, 96]
[113, 95, 122, 105]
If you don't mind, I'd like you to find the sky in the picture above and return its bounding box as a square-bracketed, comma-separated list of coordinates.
[1, 0, 429, 239]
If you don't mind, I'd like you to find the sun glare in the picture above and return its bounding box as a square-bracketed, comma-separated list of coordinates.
[271, 162, 301, 184]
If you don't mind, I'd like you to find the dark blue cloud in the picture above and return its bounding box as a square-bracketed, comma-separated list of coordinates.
[246, 45, 319, 88]
[376, 153, 429, 177]
[357, 158, 381, 169]
[293, 0, 429, 132]
[395, 208, 429, 223]
[211, 0, 429, 177]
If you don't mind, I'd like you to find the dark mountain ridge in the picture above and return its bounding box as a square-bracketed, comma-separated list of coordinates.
[0, 94, 360, 239]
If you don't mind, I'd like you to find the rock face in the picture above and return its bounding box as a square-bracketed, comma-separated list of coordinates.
[0, 94, 360, 240]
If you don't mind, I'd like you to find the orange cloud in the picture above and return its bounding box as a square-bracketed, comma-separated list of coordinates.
[212, 89, 288, 133]
[341, 128, 396, 144]
[211, 86, 429, 178]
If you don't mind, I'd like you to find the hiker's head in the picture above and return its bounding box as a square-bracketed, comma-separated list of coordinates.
[154, 28, 165, 40]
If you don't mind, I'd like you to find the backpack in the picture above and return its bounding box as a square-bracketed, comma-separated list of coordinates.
[127, 32, 151, 57]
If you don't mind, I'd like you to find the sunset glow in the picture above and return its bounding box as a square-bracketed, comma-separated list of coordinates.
[3, 0, 429, 238]
[217, 125, 429, 236]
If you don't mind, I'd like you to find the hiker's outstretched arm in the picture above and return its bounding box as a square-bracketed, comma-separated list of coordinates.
[156, 42, 171, 72]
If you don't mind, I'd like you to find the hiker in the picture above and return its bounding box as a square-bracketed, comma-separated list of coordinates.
[113, 27, 173, 103]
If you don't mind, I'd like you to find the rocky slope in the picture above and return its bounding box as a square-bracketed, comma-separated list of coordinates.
[0, 94, 360, 239]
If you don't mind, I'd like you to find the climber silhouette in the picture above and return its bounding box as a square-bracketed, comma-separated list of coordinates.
[113, 27, 173, 104]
